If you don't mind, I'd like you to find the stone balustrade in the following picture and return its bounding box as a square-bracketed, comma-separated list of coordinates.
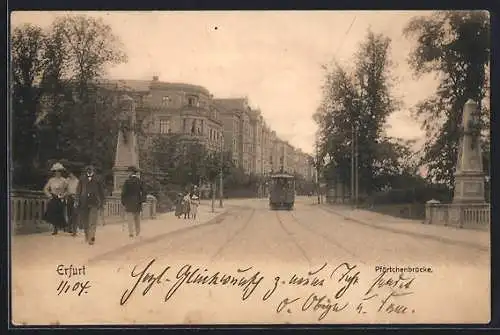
[425, 201, 490, 231]
[10, 189, 157, 235]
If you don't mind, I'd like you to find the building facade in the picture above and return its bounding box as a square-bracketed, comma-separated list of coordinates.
[103, 77, 314, 181]
[102, 77, 224, 153]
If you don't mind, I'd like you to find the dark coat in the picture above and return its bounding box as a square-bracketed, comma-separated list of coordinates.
[76, 174, 106, 209]
[121, 176, 146, 213]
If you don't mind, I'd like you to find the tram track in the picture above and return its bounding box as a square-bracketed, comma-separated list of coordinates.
[89, 208, 247, 264]
[277, 208, 367, 265]
[210, 208, 256, 262]
[274, 210, 312, 267]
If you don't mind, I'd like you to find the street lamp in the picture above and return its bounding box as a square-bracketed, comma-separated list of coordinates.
[351, 98, 361, 209]
[219, 133, 224, 208]
[314, 136, 321, 205]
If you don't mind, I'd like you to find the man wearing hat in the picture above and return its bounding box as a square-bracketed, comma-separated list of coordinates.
[75, 163, 106, 245]
[121, 166, 147, 238]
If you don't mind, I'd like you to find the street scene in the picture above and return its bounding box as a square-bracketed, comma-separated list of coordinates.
[10, 11, 490, 326]
[12, 198, 489, 325]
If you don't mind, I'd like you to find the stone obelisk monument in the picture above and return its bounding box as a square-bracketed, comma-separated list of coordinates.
[447, 99, 486, 228]
[452, 99, 485, 203]
[112, 94, 139, 196]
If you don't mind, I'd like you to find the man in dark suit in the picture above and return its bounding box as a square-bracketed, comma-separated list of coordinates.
[76, 163, 106, 245]
[121, 166, 147, 238]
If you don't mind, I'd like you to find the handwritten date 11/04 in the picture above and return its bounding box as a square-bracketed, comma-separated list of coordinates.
[56, 280, 91, 296]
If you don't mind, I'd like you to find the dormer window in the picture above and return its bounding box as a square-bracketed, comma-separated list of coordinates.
[162, 96, 171, 106]
[187, 96, 198, 106]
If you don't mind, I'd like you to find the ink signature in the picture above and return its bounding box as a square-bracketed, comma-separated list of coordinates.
[361, 270, 416, 315]
[120, 258, 170, 305]
[120, 259, 265, 305]
[118, 259, 420, 319]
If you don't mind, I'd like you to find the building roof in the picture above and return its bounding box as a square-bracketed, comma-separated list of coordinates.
[98, 79, 151, 92]
[100, 79, 211, 96]
[213, 98, 248, 111]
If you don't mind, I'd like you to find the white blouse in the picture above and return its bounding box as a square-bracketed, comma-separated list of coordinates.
[43, 177, 68, 198]
[66, 177, 79, 195]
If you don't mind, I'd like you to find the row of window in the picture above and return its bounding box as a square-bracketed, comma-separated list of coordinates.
[209, 128, 222, 142]
[161, 95, 199, 107]
[158, 119, 222, 142]
[159, 119, 171, 134]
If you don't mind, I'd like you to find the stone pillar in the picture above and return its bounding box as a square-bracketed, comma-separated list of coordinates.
[452, 99, 485, 204]
[113, 95, 139, 196]
[449, 99, 487, 228]
[425, 199, 440, 224]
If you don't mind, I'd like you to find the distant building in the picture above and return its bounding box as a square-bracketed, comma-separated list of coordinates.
[213, 97, 251, 172]
[97, 77, 315, 181]
[101, 77, 224, 153]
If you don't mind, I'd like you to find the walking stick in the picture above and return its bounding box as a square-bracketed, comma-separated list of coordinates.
[100, 208, 106, 226]
[121, 204, 126, 231]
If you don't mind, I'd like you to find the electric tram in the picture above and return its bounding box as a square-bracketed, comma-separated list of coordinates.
[269, 173, 295, 210]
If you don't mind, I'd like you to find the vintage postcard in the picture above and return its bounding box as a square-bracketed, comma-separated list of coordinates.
[10, 10, 491, 325]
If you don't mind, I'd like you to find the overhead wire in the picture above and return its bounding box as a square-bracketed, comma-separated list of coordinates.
[334, 15, 357, 59]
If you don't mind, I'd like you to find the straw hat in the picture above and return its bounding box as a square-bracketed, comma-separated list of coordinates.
[50, 162, 65, 172]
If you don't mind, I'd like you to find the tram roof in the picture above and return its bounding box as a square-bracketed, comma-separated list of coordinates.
[269, 173, 294, 179]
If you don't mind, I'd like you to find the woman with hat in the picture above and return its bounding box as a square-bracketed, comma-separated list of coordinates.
[43, 162, 69, 235]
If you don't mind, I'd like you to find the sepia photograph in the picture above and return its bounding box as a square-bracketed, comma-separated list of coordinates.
[9, 10, 491, 325]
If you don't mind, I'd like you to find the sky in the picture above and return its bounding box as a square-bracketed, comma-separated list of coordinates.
[11, 10, 440, 155]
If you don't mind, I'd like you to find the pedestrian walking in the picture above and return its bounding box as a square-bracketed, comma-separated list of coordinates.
[120, 166, 146, 238]
[65, 164, 80, 236]
[190, 194, 200, 220]
[43, 162, 68, 235]
[175, 193, 184, 218]
[182, 192, 191, 219]
[75, 163, 105, 245]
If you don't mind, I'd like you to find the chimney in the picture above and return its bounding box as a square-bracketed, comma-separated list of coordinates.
[153, 76, 159, 81]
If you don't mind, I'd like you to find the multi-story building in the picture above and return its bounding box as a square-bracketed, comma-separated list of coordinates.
[102, 77, 224, 153]
[261, 123, 273, 175]
[100, 78, 315, 182]
[249, 109, 264, 175]
[214, 97, 255, 174]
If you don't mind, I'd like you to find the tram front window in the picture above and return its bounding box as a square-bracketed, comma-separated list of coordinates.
[273, 178, 290, 188]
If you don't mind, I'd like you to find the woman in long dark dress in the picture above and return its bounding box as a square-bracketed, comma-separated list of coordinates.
[174, 193, 184, 218]
[43, 162, 68, 235]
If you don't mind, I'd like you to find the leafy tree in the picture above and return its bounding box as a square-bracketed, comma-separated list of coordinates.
[29, 15, 127, 182]
[11, 24, 46, 184]
[314, 29, 404, 195]
[50, 15, 127, 100]
[404, 10, 490, 187]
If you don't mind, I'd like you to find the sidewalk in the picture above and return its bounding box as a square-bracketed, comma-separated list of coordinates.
[11, 202, 231, 267]
[320, 205, 490, 251]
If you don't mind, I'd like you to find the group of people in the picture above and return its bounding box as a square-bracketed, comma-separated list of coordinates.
[42, 162, 146, 245]
[175, 189, 200, 220]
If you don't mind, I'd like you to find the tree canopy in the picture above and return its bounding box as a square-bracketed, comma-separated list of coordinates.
[404, 10, 490, 187]
[314, 30, 413, 195]
[11, 15, 128, 188]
